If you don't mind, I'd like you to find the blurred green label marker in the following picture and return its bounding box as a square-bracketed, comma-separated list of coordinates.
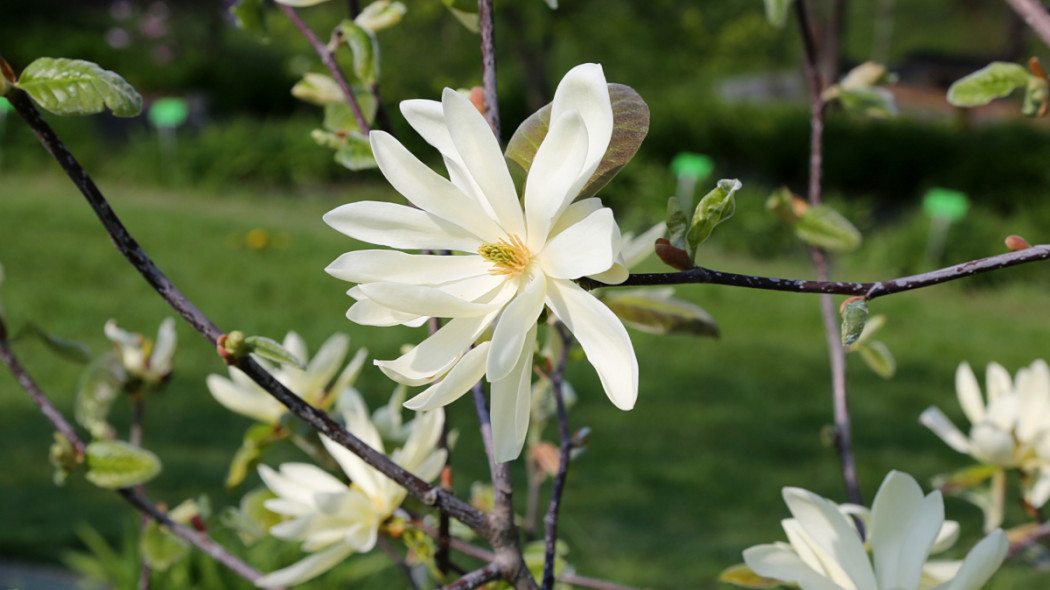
[671, 152, 714, 180]
[922, 187, 969, 221]
[148, 97, 188, 128]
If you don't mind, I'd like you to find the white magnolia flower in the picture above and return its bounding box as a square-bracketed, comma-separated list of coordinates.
[324, 63, 637, 462]
[743, 471, 1008, 590]
[104, 317, 176, 385]
[256, 393, 446, 587]
[207, 332, 367, 424]
[920, 360, 1050, 506]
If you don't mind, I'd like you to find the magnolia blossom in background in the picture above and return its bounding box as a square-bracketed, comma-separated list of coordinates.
[920, 360, 1050, 514]
[741, 471, 1008, 590]
[325, 63, 638, 462]
[207, 332, 367, 424]
[255, 392, 446, 587]
[104, 317, 176, 385]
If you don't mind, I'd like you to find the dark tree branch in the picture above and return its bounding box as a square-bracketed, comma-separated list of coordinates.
[4, 87, 486, 535]
[478, 0, 500, 137]
[1002, 0, 1050, 49]
[438, 564, 501, 590]
[541, 324, 573, 590]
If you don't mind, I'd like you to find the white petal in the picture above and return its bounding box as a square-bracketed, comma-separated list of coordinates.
[206, 374, 286, 424]
[620, 222, 666, 269]
[923, 560, 963, 587]
[346, 297, 427, 327]
[539, 208, 620, 279]
[545, 279, 637, 410]
[919, 407, 972, 454]
[377, 314, 495, 385]
[278, 463, 349, 495]
[400, 99, 457, 160]
[327, 250, 490, 285]
[742, 544, 845, 590]
[254, 542, 356, 588]
[259, 464, 319, 507]
[524, 110, 589, 250]
[441, 88, 525, 237]
[782, 518, 854, 585]
[869, 471, 942, 590]
[320, 431, 384, 500]
[394, 409, 445, 473]
[783, 487, 877, 590]
[1026, 469, 1050, 508]
[969, 423, 1016, 466]
[358, 282, 503, 318]
[1016, 360, 1050, 441]
[370, 131, 502, 241]
[149, 318, 177, 375]
[302, 333, 350, 400]
[549, 63, 613, 187]
[944, 530, 1007, 590]
[488, 273, 546, 382]
[490, 324, 537, 463]
[324, 201, 482, 252]
[932, 520, 961, 554]
[956, 362, 986, 426]
[985, 363, 1012, 404]
[403, 342, 491, 410]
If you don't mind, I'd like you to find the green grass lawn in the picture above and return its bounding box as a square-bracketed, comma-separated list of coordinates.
[1, 172, 1048, 588]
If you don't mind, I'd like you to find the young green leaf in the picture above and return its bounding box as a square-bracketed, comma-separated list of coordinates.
[840, 298, 868, 346]
[794, 204, 861, 252]
[74, 353, 125, 440]
[334, 132, 378, 171]
[16, 58, 142, 117]
[85, 440, 162, 489]
[505, 84, 649, 201]
[1022, 75, 1049, 117]
[687, 178, 741, 257]
[291, 73, 344, 106]
[665, 197, 689, 252]
[355, 0, 407, 32]
[947, 62, 1031, 107]
[763, 0, 795, 28]
[337, 20, 380, 85]
[243, 335, 305, 369]
[837, 86, 898, 118]
[856, 340, 896, 378]
[230, 0, 269, 40]
[14, 322, 92, 364]
[603, 288, 719, 338]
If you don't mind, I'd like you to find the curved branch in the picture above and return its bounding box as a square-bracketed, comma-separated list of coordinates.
[1002, 0, 1050, 49]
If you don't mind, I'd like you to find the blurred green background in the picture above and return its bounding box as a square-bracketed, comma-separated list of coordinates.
[2, 0, 1050, 588]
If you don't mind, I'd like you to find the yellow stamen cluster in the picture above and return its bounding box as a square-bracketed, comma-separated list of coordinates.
[478, 234, 531, 276]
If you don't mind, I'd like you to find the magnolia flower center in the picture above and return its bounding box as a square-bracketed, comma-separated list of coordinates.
[478, 235, 531, 276]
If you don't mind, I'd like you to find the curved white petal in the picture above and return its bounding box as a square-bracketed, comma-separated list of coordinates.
[358, 282, 502, 318]
[488, 273, 546, 382]
[742, 544, 847, 590]
[254, 542, 356, 588]
[524, 110, 590, 250]
[441, 88, 525, 236]
[1016, 360, 1050, 441]
[782, 518, 854, 586]
[931, 520, 961, 554]
[327, 250, 490, 285]
[404, 342, 491, 411]
[919, 406, 972, 454]
[370, 131, 502, 241]
[377, 313, 495, 385]
[278, 463, 349, 495]
[984, 363, 1012, 404]
[621, 222, 666, 269]
[324, 201, 482, 252]
[783, 487, 877, 590]
[870, 472, 942, 590]
[1026, 469, 1050, 508]
[491, 324, 537, 463]
[346, 297, 427, 327]
[149, 318, 177, 375]
[545, 279, 637, 410]
[207, 374, 286, 424]
[400, 99, 457, 160]
[395, 409, 445, 473]
[956, 363, 985, 426]
[539, 208, 620, 279]
[943, 530, 1007, 590]
[302, 333, 350, 400]
[588, 259, 629, 284]
[549, 63, 613, 187]
[258, 464, 319, 507]
[983, 395, 1019, 432]
[320, 431, 384, 500]
[969, 423, 1016, 466]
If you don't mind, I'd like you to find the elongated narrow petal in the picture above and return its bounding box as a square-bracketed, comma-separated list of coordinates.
[327, 250, 490, 285]
[207, 374, 286, 424]
[404, 342, 490, 411]
[490, 324, 537, 463]
[943, 530, 1007, 590]
[324, 201, 482, 252]
[346, 297, 427, 327]
[524, 110, 589, 250]
[984, 363, 1012, 404]
[358, 282, 502, 318]
[377, 314, 494, 386]
[782, 519, 855, 586]
[371, 131, 502, 242]
[539, 208, 620, 279]
[1016, 360, 1050, 441]
[400, 99, 457, 160]
[870, 471, 942, 590]
[255, 542, 356, 588]
[441, 88, 525, 237]
[319, 432, 384, 501]
[956, 363, 986, 425]
[783, 487, 878, 590]
[149, 317, 177, 374]
[743, 544, 847, 590]
[920, 407, 972, 454]
[488, 273, 546, 382]
[549, 63, 614, 185]
[302, 333, 350, 399]
[545, 279, 637, 410]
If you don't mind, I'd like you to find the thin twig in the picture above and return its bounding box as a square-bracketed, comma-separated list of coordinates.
[478, 0, 500, 137]
[277, 4, 371, 135]
[541, 325, 573, 590]
[795, 0, 862, 505]
[4, 87, 486, 535]
[377, 536, 420, 590]
[438, 564, 501, 590]
[1002, 0, 1050, 49]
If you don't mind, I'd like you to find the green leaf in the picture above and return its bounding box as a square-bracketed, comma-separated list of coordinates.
[686, 178, 741, 257]
[442, 0, 478, 14]
[74, 353, 125, 440]
[243, 335, 305, 369]
[334, 132, 377, 170]
[763, 0, 795, 28]
[505, 84, 649, 201]
[337, 20, 380, 85]
[1022, 75, 1049, 117]
[14, 321, 92, 364]
[855, 340, 896, 379]
[603, 288, 719, 338]
[140, 520, 189, 571]
[85, 440, 162, 489]
[225, 423, 278, 489]
[16, 58, 142, 117]
[794, 204, 861, 252]
[322, 98, 377, 133]
[291, 73, 343, 106]
[839, 298, 868, 346]
[837, 86, 898, 118]
[947, 62, 1031, 107]
[719, 563, 782, 588]
[665, 197, 689, 252]
[355, 0, 407, 32]
[230, 0, 269, 40]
